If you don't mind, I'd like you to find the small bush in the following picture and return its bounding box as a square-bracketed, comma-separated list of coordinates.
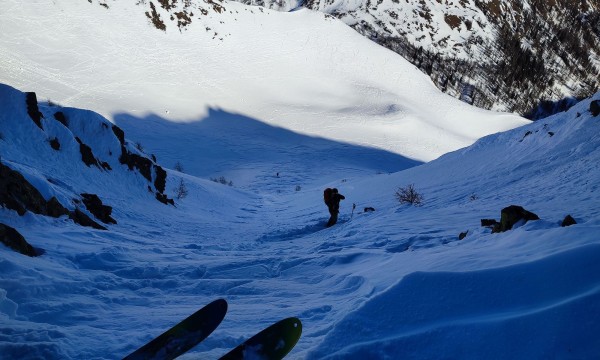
[174, 179, 188, 199]
[174, 161, 184, 172]
[295, 185, 301, 191]
[210, 176, 233, 186]
[395, 184, 424, 206]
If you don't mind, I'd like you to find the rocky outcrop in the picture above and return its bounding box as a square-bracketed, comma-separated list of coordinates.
[69, 208, 107, 230]
[481, 205, 540, 233]
[112, 124, 125, 145]
[0, 162, 111, 229]
[25, 92, 44, 130]
[75, 137, 101, 168]
[49, 137, 60, 150]
[496, 205, 540, 232]
[53, 111, 68, 127]
[119, 146, 153, 181]
[46, 197, 70, 218]
[154, 165, 167, 193]
[119, 144, 174, 206]
[591, 100, 600, 117]
[0, 162, 48, 216]
[0, 223, 39, 257]
[156, 192, 175, 205]
[561, 215, 577, 227]
[81, 193, 116, 224]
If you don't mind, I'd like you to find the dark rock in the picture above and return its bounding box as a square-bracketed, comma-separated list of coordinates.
[591, 100, 600, 117]
[119, 145, 152, 181]
[0, 223, 38, 257]
[561, 215, 577, 227]
[156, 192, 175, 206]
[480, 219, 498, 227]
[100, 161, 112, 171]
[492, 223, 501, 233]
[548, 132, 554, 137]
[75, 137, 100, 168]
[364, 207, 375, 212]
[49, 137, 60, 150]
[0, 162, 47, 215]
[519, 130, 532, 142]
[495, 205, 540, 233]
[25, 92, 44, 130]
[46, 197, 69, 218]
[154, 165, 167, 193]
[53, 111, 69, 127]
[69, 208, 107, 230]
[112, 125, 125, 145]
[81, 193, 116, 224]
[459, 231, 468, 240]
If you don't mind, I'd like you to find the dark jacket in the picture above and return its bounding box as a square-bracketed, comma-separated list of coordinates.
[329, 193, 345, 213]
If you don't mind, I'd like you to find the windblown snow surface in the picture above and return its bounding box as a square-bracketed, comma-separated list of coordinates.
[1, 1, 600, 359]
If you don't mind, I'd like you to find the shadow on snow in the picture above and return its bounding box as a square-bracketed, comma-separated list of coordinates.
[114, 108, 422, 191]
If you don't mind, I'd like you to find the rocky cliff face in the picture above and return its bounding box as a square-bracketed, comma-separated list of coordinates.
[229, 0, 600, 117]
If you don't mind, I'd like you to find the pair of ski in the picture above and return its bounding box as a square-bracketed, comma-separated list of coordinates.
[123, 299, 302, 360]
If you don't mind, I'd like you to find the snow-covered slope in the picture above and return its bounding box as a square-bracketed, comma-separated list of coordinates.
[1, 0, 599, 358]
[235, 0, 600, 115]
[1, 82, 599, 358]
[0, 0, 528, 163]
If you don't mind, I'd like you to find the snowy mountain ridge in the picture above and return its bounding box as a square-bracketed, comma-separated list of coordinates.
[233, 0, 600, 115]
[1, 82, 599, 358]
[74, 0, 600, 116]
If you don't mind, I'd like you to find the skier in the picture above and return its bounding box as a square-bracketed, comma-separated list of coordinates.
[324, 188, 345, 227]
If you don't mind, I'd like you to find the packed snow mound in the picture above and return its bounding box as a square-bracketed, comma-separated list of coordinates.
[0, 0, 529, 162]
[310, 245, 600, 359]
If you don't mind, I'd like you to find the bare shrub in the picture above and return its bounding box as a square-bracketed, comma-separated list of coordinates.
[210, 176, 233, 186]
[174, 161, 184, 172]
[174, 178, 188, 199]
[395, 184, 424, 206]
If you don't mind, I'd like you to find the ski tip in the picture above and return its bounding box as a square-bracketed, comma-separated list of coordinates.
[287, 317, 302, 333]
[218, 316, 303, 360]
[214, 298, 228, 312]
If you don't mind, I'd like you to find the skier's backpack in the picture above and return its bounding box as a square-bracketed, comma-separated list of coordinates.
[324, 188, 333, 206]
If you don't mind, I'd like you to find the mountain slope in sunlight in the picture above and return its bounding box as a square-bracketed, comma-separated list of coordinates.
[0, 0, 528, 162]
